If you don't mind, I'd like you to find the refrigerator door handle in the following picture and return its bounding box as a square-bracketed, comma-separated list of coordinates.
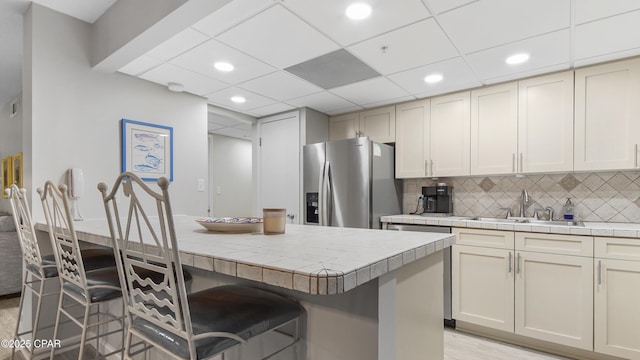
[319, 161, 327, 226]
[324, 161, 332, 226]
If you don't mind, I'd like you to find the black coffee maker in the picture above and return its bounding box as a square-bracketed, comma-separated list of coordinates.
[422, 183, 453, 215]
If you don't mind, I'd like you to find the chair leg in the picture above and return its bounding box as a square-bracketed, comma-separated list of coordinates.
[78, 301, 91, 360]
[50, 291, 65, 360]
[28, 278, 46, 358]
[10, 281, 28, 360]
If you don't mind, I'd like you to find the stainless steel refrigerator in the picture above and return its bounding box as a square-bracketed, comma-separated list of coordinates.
[303, 137, 402, 229]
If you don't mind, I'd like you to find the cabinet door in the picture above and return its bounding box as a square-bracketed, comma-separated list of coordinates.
[359, 106, 396, 143]
[518, 71, 574, 173]
[329, 112, 359, 141]
[515, 251, 593, 350]
[395, 100, 430, 178]
[430, 91, 471, 177]
[575, 58, 640, 171]
[595, 259, 640, 359]
[471, 82, 518, 175]
[452, 245, 514, 332]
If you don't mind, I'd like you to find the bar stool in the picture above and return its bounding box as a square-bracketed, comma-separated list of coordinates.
[6, 184, 116, 360]
[99, 172, 304, 360]
[38, 181, 126, 359]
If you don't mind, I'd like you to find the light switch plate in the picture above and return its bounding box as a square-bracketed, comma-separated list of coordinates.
[197, 179, 205, 192]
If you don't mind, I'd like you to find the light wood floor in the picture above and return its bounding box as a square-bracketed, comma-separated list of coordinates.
[444, 328, 573, 360]
[0, 295, 573, 360]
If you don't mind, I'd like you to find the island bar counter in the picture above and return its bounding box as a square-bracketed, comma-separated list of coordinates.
[35, 216, 454, 360]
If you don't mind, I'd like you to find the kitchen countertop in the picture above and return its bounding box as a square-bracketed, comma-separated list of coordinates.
[381, 214, 640, 238]
[35, 215, 454, 295]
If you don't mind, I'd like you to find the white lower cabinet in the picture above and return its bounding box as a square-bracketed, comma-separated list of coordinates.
[595, 237, 640, 359]
[452, 244, 514, 332]
[515, 251, 593, 350]
[453, 229, 595, 352]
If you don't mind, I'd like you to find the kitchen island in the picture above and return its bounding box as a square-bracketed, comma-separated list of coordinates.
[36, 216, 454, 360]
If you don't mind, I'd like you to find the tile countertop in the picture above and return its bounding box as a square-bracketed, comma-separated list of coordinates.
[381, 215, 640, 238]
[35, 216, 454, 295]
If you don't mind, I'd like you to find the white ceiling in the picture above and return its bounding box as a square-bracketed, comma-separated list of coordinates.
[118, 0, 640, 119]
[3, 0, 640, 140]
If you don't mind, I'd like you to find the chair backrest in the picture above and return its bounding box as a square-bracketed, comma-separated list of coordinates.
[6, 184, 48, 277]
[38, 181, 89, 293]
[98, 173, 192, 344]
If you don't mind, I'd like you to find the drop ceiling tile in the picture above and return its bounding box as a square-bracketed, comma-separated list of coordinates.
[481, 63, 570, 85]
[192, 0, 274, 37]
[239, 71, 322, 101]
[575, 0, 640, 24]
[146, 28, 209, 61]
[388, 57, 481, 96]
[216, 5, 339, 69]
[140, 63, 228, 96]
[285, 91, 360, 114]
[208, 122, 228, 130]
[465, 29, 571, 82]
[329, 77, 410, 106]
[208, 114, 245, 127]
[211, 126, 253, 140]
[118, 55, 163, 76]
[422, 0, 477, 15]
[170, 39, 276, 84]
[248, 102, 296, 117]
[362, 95, 416, 109]
[437, 0, 570, 54]
[574, 10, 640, 61]
[206, 87, 277, 112]
[348, 19, 458, 75]
[283, 0, 431, 46]
[324, 106, 363, 116]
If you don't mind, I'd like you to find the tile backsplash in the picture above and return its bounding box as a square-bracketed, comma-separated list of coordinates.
[403, 171, 640, 223]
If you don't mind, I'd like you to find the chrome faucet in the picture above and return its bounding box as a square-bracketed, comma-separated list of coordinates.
[519, 189, 529, 217]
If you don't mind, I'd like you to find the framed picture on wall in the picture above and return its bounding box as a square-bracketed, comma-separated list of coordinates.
[121, 119, 173, 181]
[1, 157, 12, 198]
[12, 152, 23, 188]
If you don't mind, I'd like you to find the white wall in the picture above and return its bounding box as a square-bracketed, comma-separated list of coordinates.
[23, 4, 209, 220]
[209, 134, 253, 217]
[0, 94, 23, 214]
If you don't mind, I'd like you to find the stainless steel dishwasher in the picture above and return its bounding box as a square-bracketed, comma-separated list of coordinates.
[386, 223, 455, 328]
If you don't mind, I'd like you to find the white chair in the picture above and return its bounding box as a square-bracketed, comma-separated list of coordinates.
[6, 184, 115, 360]
[99, 172, 304, 359]
[38, 181, 125, 359]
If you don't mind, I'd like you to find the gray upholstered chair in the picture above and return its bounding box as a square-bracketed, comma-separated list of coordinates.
[99, 172, 304, 360]
[38, 181, 125, 359]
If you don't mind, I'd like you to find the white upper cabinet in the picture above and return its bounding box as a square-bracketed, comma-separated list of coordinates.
[471, 82, 518, 175]
[518, 71, 574, 173]
[574, 57, 640, 171]
[395, 99, 430, 178]
[430, 91, 471, 177]
[329, 106, 396, 143]
[328, 112, 359, 141]
[359, 106, 396, 143]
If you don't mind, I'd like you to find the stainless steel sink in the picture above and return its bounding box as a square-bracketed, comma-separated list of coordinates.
[526, 219, 584, 227]
[469, 217, 521, 223]
[468, 217, 584, 226]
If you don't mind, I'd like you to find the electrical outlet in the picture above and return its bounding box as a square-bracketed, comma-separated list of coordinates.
[197, 179, 205, 192]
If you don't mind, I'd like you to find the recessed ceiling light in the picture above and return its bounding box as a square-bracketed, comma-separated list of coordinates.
[346, 3, 372, 20]
[424, 74, 443, 84]
[214, 61, 234, 72]
[231, 96, 246, 104]
[505, 53, 530, 65]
